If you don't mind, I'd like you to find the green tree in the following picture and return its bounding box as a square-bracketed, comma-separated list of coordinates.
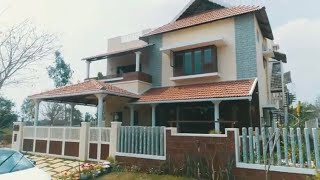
[47, 51, 73, 87]
[0, 96, 18, 133]
[20, 98, 35, 122]
[46, 51, 73, 125]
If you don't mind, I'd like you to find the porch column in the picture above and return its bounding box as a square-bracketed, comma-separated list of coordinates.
[34, 99, 41, 126]
[129, 105, 135, 126]
[69, 103, 75, 126]
[151, 104, 158, 127]
[86, 60, 91, 79]
[95, 94, 107, 127]
[135, 51, 141, 72]
[214, 101, 221, 132]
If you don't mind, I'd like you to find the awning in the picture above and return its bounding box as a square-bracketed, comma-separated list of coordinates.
[29, 80, 139, 105]
[160, 36, 225, 53]
[82, 44, 154, 62]
[132, 78, 257, 104]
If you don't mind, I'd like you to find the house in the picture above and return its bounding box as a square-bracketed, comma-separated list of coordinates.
[29, 0, 287, 134]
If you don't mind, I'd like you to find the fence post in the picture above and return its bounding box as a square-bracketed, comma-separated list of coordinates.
[79, 122, 90, 161]
[109, 122, 122, 158]
[12, 122, 26, 151]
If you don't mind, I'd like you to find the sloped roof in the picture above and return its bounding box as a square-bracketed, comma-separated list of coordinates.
[136, 79, 257, 103]
[144, 6, 262, 37]
[29, 80, 139, 99]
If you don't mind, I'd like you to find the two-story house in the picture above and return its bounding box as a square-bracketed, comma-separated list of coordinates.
[29, 0, 287, 133]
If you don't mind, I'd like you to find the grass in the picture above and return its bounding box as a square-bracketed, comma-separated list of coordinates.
[96, 172, 193, 180]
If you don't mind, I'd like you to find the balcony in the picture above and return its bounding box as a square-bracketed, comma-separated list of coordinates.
[89, 71, 152, 84]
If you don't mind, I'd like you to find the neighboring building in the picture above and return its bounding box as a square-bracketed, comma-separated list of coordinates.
[29, 0, 287, 133]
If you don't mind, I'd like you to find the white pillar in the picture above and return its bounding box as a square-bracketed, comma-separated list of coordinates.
[86, 61, 91, 79]
[70, 103, 75, 126]
[95, 94, 107, 127]
[129, 105, 135, 126]
[34, 99, 41, 126]
[135, 51, 141, 72]
[214, 101, 221, 132]
[12, 122, 26, 151]
[79, 122, 90, 161]
[151, 104, 158, 127]
[109, 121, 122, 158]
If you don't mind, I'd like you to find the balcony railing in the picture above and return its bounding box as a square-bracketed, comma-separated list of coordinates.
[88, 72, 152, 83]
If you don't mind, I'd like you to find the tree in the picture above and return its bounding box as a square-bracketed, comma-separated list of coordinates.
[20, 98, 35, 122]
[47, 51, 73, 87]
[46, 50, 73, 125]
[0, 20, 57, 90]
[0, 96, 18, 131]
[41, 103, 64, 125]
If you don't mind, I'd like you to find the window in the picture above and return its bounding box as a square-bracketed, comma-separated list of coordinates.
[172, 46, 217, 76]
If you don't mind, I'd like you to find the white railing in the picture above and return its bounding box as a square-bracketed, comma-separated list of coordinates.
[236, 127, 319, 175]
[116, 126, 166, 160]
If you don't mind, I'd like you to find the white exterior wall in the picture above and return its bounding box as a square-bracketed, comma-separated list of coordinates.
[254, 16, 271, 116]
[161, 18, 237, 87]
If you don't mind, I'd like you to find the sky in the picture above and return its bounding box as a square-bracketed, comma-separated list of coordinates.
[0, 0, 320, 114]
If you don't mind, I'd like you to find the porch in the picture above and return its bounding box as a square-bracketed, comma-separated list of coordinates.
[27, 78, 260, 134]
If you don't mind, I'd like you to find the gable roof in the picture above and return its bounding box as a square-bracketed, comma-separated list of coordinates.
[134, 79, 257, 104]
[143, 6, 273, 39]
[172, 0, 225, 22]
[29, 80, 139, 99]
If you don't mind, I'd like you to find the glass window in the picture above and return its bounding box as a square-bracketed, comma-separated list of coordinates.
[204, 48, 212, 64]
[174, 53, 184, 69]
[184, 52, 193, 75]
[194, 50, 202, 74]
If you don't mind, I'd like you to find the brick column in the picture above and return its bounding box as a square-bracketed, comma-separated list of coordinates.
[109, 121, 122, 158]
[12, 122, 26, 151]
[79, 122, 90, 161]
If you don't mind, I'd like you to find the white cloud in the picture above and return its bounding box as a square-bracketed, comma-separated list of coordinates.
[274, 18, 320, 103]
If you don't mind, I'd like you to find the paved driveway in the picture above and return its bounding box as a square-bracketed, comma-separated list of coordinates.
[25, 154, 85, 179]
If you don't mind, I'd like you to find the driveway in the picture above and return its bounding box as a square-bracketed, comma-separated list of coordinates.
[25, 154, 86, 179]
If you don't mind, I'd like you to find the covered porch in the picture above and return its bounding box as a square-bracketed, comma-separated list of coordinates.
[127, 78, 260, 133]
[28, 80, 139, 127]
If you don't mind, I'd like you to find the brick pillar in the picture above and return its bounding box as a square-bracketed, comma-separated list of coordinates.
[109, 121, 122, 158]
[12, 122, 26, 151]
[79, 122, 90, 161]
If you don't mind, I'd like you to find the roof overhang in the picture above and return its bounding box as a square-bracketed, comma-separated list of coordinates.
[131, 78, 258, 105]
[82, 44, 154, 62]
[255, 7, 274, 40]
[160, 36, 226, 54]
[130, 96, 252, 105]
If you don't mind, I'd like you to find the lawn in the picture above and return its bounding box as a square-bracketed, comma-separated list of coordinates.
[96, 172, 193, 180]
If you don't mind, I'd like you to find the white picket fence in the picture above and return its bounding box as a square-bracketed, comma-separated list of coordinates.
[237, 127, 319, 175]
[116, 126, 166, 160]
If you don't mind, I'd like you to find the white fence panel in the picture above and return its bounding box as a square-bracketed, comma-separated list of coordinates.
[23, 127, 35, 139]
[65, 128, 80, 141]
[50, 127, 64, 140]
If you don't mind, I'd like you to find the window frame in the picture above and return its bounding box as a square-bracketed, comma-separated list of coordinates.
[172, 45, 217, 77]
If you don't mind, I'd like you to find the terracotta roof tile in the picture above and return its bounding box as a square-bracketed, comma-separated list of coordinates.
[29, 80, 139, 99]
[144, 5, 262, 37]
[137, 79, 257, 103]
